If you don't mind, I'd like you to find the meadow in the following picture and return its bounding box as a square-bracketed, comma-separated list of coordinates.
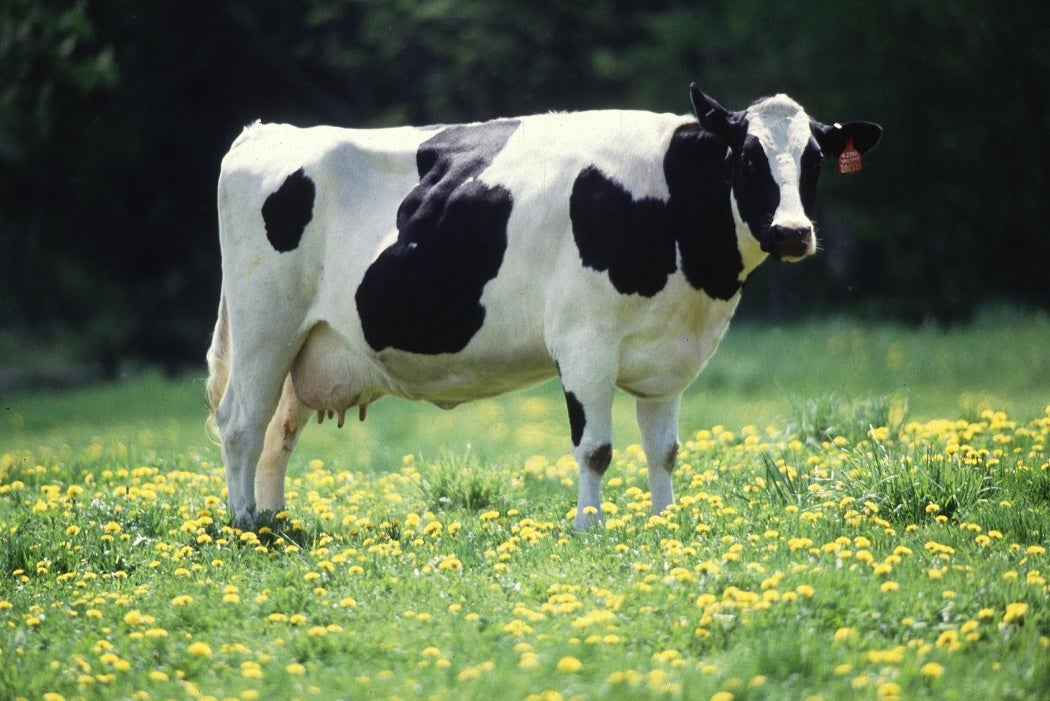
[1, 315, 1048, 700]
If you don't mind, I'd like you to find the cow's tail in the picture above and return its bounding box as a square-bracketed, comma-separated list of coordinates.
[205, 294, 231, 442]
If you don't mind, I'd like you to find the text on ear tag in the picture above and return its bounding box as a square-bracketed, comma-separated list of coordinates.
[838, 137, 863, 174]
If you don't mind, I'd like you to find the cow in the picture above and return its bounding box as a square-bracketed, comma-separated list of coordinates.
[206, 84, 881, 530]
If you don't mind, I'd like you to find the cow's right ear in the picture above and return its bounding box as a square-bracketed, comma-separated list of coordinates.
[690, 83, 747, 150]
[811, 120, 883, 158]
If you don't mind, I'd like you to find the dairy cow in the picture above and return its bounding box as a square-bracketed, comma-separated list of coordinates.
[207, 84, 881, 529]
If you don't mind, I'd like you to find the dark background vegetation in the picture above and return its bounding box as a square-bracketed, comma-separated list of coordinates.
[1, 1, 1048, 380]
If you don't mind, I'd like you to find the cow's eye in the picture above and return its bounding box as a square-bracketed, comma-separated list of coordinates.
[742, 156, 755, 173]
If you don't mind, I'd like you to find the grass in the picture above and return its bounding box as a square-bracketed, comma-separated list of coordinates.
[1, 315, 1049, 700]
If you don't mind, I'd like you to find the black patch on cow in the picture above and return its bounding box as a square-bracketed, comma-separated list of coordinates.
[668, 124, 749, 300]
[564, 390, 586, 447]
[569, 167, 677, 297]
[356, 120, 520, 354]
[584, 443, 613, 476]
[730, 135, 780, 255]
[569, 123, 745, 301]
[799, 141, 824, 216]
[262, 168, 315, 253]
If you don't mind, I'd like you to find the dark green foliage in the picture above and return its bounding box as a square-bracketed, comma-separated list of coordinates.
[1, 1, 1049, 371]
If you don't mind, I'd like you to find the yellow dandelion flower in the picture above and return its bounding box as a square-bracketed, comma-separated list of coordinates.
[286, 662, 307, 675]
[556, 656, 583, 673]
[1003, 602, 1028, 624]
[241, 661, 264, 679]
[438, 556, 462, 571]
[519, 652, 540, 670]
[187, 641, 213, 657]
[921, 662, 945, 679]
[878, 681, 902, 698]
[796, 584, 816, 598]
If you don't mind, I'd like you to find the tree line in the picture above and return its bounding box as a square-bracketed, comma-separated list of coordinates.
[1, 0, 1047, 370]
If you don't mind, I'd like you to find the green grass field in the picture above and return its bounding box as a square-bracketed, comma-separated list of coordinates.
[2, 315, 1049, 700]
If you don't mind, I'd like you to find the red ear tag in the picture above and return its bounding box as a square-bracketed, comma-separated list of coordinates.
[838, 137, 862, 174]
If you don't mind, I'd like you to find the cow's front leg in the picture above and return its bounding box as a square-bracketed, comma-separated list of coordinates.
[560, 374, 615, 530]
[637, 396, 681, 516]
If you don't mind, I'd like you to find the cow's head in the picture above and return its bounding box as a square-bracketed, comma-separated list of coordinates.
[690, 84, 881, 262]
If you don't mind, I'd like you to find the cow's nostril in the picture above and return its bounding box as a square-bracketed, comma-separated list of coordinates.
[772, 225, 810, 242]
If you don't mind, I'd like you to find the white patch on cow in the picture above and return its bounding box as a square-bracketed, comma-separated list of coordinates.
[746, 95, 817, 236]
[729, 192, 769, 277]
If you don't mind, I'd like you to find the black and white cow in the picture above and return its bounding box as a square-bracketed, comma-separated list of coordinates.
[207, 84, 881, 530]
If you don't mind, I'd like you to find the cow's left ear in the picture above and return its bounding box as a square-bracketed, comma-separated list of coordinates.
[811, 120, 883, 157]
[690, 83, 747, 151]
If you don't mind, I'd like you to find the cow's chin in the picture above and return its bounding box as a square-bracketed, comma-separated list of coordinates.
[778, 246, 815, 263]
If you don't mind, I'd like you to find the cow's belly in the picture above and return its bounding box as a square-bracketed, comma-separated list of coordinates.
[290, 322, 556, 413]
[377, 346, 557, 405]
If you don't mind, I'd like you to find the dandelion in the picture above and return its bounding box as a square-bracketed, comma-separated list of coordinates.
[877, 681, 902, 699]
[438, 556, 463, 571]
[286, 662, 307, 675]
[556, 656, 583, 673]
[1003, 602, 1028, 624]
[921, 661, 945, 679]
[519, 652, 540, 670]
[187, 641, 213, 657]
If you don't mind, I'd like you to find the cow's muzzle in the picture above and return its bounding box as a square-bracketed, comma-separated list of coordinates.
[765, 224, 815, 260]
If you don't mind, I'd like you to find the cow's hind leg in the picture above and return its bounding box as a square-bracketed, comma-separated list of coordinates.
[255, 375, 312, 521]
[215, 350, 295, 529]
[636, 396, 681, 516]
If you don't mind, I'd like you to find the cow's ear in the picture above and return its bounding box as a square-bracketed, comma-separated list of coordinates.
[690, 83, 747, 151]
[811, 120, 883, 157]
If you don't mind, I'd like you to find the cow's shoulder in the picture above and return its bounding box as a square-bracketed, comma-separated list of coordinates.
[566, 115, 748, 301]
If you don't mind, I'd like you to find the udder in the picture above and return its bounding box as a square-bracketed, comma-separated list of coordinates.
[290, 323, 382, 426]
